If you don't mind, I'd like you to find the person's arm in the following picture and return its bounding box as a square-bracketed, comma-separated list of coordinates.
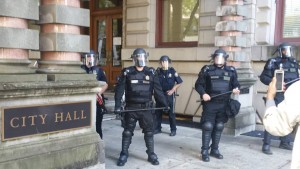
[260, 59, 275, 85]
[114, 69, 126, 109]
[230, 67, 240, 94]
[96, 67, 108, 95]
[195, 66, 211, 101]
[263, 77, 300, 136]
[167, 71, 183, 95]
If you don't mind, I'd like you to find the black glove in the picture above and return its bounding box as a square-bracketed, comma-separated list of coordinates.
[114, 107, 121, 114]
[163, 107, 170, 112]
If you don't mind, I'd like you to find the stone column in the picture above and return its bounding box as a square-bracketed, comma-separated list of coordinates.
[215, 0, 257, 135]
[38, 0, 89, 74]
[0, 1, 105, 168]
[0, 0, 39, 76]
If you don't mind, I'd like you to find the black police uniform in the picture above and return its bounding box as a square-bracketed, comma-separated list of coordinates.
[195, 64, 240, 161]
[154, 67, 183, 134]
[260, 56, 299, 151]
[114, 66, 168, 166]
[82, 65, 107, 139]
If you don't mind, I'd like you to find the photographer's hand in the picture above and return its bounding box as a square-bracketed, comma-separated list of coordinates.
[267, 77, 277, 100]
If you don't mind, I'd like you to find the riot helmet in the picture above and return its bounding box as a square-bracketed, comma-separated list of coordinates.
[159, 55, 171, 70]
[82, 50, 99, 67]
[131, 48, 148, 67]
[211, 49, 228, 67]
[277, 42, 293, 58]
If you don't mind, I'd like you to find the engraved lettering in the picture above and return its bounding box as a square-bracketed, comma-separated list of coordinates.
[81, 110, 87, 119]
[65, 112, 72, 121]
[28, 115, 37, 126]
[55, 112, 64, 122]
[10, 117, 19, 128]
[39, 114, 47, 124]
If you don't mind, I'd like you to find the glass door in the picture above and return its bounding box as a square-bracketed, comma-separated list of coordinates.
[92, 14, 122, 88]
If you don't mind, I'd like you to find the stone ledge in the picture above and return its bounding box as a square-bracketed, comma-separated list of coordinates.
[39, 5, 89, 27]
[0, 27, 39, 50]
[40, 33, 89, 53]
[0, 80, 101, 99]
[0, 0, 39, 20]
[0, 132, 104, 169]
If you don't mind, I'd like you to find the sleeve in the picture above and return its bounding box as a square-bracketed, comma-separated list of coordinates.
[153, 73, 168, 107]
[260, 59, 275, 85]
[231, 67, 240, 89]
[263, 81, 300, 136]
[195, 66, 208, 97]
[96, 67, 107, 82]
[173, 69, 183, 84]
[114, 68, 126, 109]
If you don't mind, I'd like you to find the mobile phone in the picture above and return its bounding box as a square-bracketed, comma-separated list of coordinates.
[274, 69, 284, 92]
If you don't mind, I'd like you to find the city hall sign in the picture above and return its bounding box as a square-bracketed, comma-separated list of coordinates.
[2, 101, 91, 141]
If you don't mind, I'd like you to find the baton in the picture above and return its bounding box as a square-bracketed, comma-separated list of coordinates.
[196, 87, 250, 102]
[285, 77, 300, 85]
[108, 107, 168, 114]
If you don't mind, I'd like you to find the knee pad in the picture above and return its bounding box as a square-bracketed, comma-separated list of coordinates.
[144, 131, 153, 137]
[123, 130, 132, 137]
[202, 121, 213, 131]
[215, 122, 224, 131]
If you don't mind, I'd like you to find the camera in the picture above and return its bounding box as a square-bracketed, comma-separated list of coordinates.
[274, 69, 284, 92]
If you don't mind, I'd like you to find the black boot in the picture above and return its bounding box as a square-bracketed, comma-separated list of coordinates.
[262, 131, 273, 155]
[201, 130, 212, 162]
[145, 131, 159, 165]
[117, 151, 128, 166]
[279, 142, 293, 150]
[201, 149, 210, 162]
[279, 134, 293, 150]
[117, 130, 132, 166]
[201, 122, 213, 162]
[210, 123, 224, 159]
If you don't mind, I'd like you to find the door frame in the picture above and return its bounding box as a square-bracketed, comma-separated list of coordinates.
[90, 0, 123, 89]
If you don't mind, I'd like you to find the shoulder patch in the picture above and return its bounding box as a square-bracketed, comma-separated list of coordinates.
[174, 72, 178, 77]
[149, 67, 155, 75]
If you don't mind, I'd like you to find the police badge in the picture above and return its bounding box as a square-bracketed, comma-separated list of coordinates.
[145, 75, 149, 80]
[168, 73, 172, 78]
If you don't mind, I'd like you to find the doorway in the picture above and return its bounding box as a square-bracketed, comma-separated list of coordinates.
[90, 0, 123, 89]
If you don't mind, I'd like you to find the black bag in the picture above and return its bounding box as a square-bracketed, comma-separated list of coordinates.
[226, 99, 241, 118]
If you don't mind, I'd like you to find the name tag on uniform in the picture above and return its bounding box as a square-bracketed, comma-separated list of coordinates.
[143, 80, 150, 84]
[131, 80, 138, 84]
[211, 76, 219, 79]
[223, 76, 230, 81]
[290, 68, 296, 72]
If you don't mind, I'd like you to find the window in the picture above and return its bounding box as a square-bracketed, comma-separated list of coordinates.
[275, 0, 300, 45]
[156, 0, 199, 47]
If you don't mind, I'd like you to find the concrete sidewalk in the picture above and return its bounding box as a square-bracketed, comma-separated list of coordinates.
[102, 119, 292, 169]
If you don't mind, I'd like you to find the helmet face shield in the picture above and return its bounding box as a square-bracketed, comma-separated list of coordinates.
[132, 53, 147, 67]
[83, 54, 99, 67]
[213, 53, 226, 66]
[280, 46, 293, 58]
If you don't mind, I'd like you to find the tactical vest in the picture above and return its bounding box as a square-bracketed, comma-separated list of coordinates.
[273, 58, 298, 87]
[157, 67, 176, 92]
[125, 67, 154, 103]
[206, 66, 232, 100]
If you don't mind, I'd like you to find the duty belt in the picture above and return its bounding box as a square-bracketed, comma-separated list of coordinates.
[211, 98, 227, 103]
[126, 102, 151, 108]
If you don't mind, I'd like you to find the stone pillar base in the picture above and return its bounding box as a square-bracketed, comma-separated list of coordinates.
[223, 106, 256, 136]
[0, 59, 36, 74]
[0, 132, 104, 169]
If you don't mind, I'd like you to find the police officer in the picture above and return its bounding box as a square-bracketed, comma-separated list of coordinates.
[260, 42, 299, 154]
[114, 48, 168, 166]
[195, 49, 240, 162]
[153, 55, 183, 136]
[81, 50, 108, 139]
